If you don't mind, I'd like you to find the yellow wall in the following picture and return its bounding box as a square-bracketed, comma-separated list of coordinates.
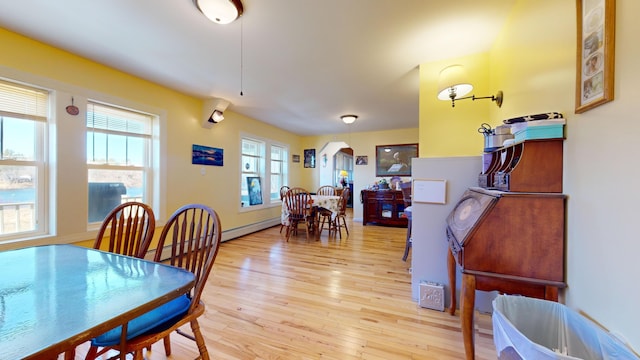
[419, 53, 498, 157]
[0, 28, 301, 247]
[418, 0, 640, 352]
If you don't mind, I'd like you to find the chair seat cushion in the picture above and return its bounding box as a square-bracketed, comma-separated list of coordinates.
[91, 294, 191, 346]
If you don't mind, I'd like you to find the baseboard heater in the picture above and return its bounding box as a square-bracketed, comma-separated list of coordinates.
[147, 217, 280, 261]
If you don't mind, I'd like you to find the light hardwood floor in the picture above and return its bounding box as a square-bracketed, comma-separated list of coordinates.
[71, 209, 497, 359]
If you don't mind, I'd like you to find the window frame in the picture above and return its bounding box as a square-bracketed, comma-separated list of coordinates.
[0, 79, 49, 242]
[86, 101, 156, 227]
[240, 133, 288, 212]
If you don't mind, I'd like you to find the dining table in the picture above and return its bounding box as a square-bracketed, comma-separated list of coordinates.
[0, 244, 195, 360]
[281, 194, 342, 231]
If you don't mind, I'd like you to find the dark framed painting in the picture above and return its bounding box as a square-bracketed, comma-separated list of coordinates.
[575, 0, 615, 113]
[192, 144, 223, 166]
[247, 176, 263, 206]
[304, 149, 315, 168]
[375, 143, 418, 177]
[292, 154, 300, 163]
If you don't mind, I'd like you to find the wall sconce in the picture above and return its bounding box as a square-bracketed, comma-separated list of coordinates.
[202, 97, 230, 128]
[210, 110, 224, 123]
[341, 114, 358, 124]
[437, 64, 503, 108]
[194, 0, 244, 25]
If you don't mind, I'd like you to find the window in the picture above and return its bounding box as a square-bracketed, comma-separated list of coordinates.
[270, 144, 287, 202]
[86, 102, 154, 223]
[241, 136, 288, 208]
[0, 79, 48, 239]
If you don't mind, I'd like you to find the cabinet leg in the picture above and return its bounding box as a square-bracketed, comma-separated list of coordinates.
[447, 248, 456, 315]
[461, 273, 476, 360]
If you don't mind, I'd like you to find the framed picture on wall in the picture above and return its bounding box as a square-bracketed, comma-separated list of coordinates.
[375, 144, 418, 177]
[247, 177, 263, 206]
[192, 144, 223, 166]
[304, 149, 316, 168]
[575, 0, 615, 113]
[356, 155, 368, 165]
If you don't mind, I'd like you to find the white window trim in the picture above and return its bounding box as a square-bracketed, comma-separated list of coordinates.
[0, 67, 167, 249]
[239, 132, 289, 213]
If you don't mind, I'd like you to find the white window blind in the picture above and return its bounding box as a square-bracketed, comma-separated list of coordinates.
[86, 102, 151, 136]
[0, 79, 48, 121]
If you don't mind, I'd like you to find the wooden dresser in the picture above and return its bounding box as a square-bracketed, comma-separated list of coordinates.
[361, 189, 408, 227]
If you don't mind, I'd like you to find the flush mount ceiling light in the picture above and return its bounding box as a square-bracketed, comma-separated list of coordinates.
[341, 114, 358, 124]
[437, 64, 503, 108]
[194, 0, 244, 25]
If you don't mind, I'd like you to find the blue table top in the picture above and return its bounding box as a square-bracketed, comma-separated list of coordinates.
[0, 244, 195, 359]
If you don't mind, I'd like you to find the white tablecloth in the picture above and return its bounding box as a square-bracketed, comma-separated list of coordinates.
[281, 195, 341, 226]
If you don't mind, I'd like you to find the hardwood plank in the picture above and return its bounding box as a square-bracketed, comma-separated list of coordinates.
[67, 209, 496, 359]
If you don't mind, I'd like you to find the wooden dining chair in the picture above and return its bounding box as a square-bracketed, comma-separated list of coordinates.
[316, 185, 336, 196]
[64, 201, 156, 360]
[84, 204, 222, 360]
[283, 189, 313, 241]
[315, 186, 336, 235]
[331, 187, 350, 239]
[93, 201, 156, 258]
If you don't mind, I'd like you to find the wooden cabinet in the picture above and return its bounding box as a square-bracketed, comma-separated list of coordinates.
[361, 190, 407, 227]
[479, 138, 563, 192]
[448, 138, 566, 360]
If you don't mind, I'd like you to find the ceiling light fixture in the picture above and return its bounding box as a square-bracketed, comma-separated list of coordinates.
[194, 0, 244, 25]
[210, 109, 225, 123]
[202, 97, 230, 128]
[437, 64, 503, 108]
[341, 114, 358, 124]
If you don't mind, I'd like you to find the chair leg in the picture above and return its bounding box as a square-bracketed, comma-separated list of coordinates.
[191, 320, 210, 360]
[64, 349, 75, 360]
[84, 345, 98, 360]
[403, 219, 412, 261]
[341, 215, 349, 235]
[133, 350, 144, 360]
[163, 334, 172, 355]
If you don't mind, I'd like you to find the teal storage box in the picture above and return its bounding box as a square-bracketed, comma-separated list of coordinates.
[514, 124, 564, 142]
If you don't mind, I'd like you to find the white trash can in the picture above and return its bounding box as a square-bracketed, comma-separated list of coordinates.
[492, 295, 638, 360]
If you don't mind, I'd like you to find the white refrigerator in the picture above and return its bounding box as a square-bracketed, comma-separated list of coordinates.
[410, 156, 497, 313]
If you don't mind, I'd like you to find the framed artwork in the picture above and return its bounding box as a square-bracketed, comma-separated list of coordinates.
[375, 143, 418, 177]
[247, 176, 263, 206]
[292, 154, 300, 163]
[191, 144, 223, 166]
[575, 0, 615, 114]
[356, 155, 368, 165]
[304, 149, 315, 168]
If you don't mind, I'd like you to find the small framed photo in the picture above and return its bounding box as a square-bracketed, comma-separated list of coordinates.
[304, 149, 315, 168]
[356, 155, 368, 165]
[292, 154, 300, 163]
[575, 0, 615, 113]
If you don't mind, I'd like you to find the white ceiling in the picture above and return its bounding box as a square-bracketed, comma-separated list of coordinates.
[0, 0, 515, 135]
